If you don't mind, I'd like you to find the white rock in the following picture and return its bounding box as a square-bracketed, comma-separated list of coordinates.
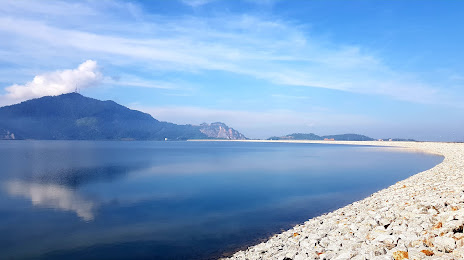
[433, 236, 456, 252]
[333, 251, 352, 260]
[293, 253, 306, 260]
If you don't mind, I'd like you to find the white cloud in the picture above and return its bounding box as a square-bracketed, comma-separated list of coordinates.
[104, 76, 179, 90]
[1, 60, 102, 105]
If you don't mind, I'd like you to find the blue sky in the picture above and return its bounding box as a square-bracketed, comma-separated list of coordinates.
[1, 0, 463, 141]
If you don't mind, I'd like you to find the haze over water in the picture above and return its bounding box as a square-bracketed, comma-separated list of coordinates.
[0, 141, 442, 259]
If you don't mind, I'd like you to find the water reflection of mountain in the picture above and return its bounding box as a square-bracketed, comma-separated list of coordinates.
[25, 164, 146, 188]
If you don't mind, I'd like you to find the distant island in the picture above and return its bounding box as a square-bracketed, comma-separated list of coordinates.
[0, 93, 247, 141]
[268, 133, 416, 142]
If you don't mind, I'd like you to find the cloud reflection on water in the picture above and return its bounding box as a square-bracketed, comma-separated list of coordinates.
[5, 180, 96, 221]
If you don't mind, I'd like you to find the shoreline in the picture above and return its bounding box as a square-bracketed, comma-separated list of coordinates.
[215, 141, 464, 259]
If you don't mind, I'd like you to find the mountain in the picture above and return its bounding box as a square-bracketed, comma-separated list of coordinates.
[199, 122, 247, 140]
[321, 134, 375, 141]
[268, 133, 375, 141]
[0, 93, 246, 141]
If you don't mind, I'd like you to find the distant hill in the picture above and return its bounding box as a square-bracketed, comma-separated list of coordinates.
[0, 93, 246, 140]
[268, 133, 375, 141]
[199, 122, 247, 140]
[322, 134, 375, 141]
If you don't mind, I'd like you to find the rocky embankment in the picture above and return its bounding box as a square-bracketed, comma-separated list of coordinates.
[226, 141, 464, 260]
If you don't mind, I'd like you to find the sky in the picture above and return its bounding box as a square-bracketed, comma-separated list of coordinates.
[0, 0, 463, 141]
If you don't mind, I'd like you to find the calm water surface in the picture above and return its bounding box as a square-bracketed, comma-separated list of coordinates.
[0, 141, 442, 259]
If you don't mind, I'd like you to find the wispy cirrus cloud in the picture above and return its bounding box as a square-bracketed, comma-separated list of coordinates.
[105, 77, 180, 90]
[0, 0, 457, 106]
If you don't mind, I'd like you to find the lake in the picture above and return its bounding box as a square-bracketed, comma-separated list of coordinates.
[0, 141, 443, 259]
